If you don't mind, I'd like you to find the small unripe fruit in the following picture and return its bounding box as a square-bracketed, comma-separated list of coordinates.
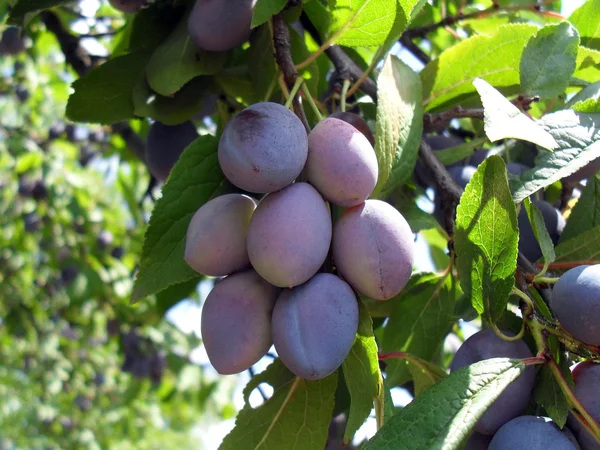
[333, 200, 414, 300]
[185, 194, 256, 277]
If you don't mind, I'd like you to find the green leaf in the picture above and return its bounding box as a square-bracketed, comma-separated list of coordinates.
[435, 137, 488, 167]
[523, 197, 556, 270]
[574, 46, 600, 83]
[251, 0, 287, 28]
[520, 22, 580, 99]
[565, 81, 600, 108]
[422, 24, 538, 112]
[8, 0, 69, 24]
[407, 357, 446, 397]
[342, 301, 382, 443]
[554, 224, 600, 263]
[455, 156, 519, 321]
[132, 135, 225, 301]
[382, 273, 457, 387]
[560, 174, 600, 242]
[509, 111, 600, 203]
[66, 53, 150, 125]
[362, 358, 530, 450]
[248, 26, 279, 102]
[473, 78, 558, 150]
[155, 277, 201, 317]
[374, 55, 423, 197]
[533, 365, 569, 428]
[569, 0, 600, 50]
[146, 12, 226, 96]
[219, 360, 337, 450]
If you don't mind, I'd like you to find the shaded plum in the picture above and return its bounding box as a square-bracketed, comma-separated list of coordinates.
[517, 200, 565, 262]
[146, 121, 198, 182]
[415, 135, 466, 188]
[433, 165, 476, 224]
[464, 432, 493, 450]
[218, 102, 308, 193]
[489, 416, 579, 450]
[329, 111, 375, 146]
[272, 273, 358, 380]
[551, 265, 600, 346]
[201, 270, 277, 374]
[185, 194, 256, 277]
[109, 0, 146, 13]
[188, 0, 254, 52]
[564, 157, 600, 183]
[247, 182, 331, 288]
[1, 27, 25, 55]
[307, 117, 378, 207]
[332, 200, 414, 300]
[567, 361, 600, 450]
[507, 162, 530, 175]
[450, 329, 535, 435]
[468, 149, 489, 167]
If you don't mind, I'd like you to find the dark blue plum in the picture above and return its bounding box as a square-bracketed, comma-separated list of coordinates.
[489, 416, 579, 450]
[464, 432, 493, 450]
[517, 200, 565, 262]
[506, 162, 530, 175]
[568, 362, 600, 449]
[146, 121, 198, 182]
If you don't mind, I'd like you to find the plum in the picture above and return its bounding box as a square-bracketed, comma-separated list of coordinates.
[218, 102, 308, 193]
[1, 27, 25, 55]
[464, 432, 493, 450]
[518, 200, 565, 262]
[450, 328, 535, 435]
[489, 416, 579, 449]
[468, 149, 489, 167]
[448, 165, 477, 189]
[551, 265, 600, 345]
[272, 273, 358, 380]
[146, 121, 198, 182]
[507, 162, 530, 175]
[188, 0, 254, 52]
[415, 135, 466, 187]
[306, 117, 378, 207]
[567, 361, 600, 450]
[109, 0, 146, 13]
[332, 199, 414, 300]
[247, 182, 331, 288]
[329, 111, 375, 146]
[201, 270, 277, 374]
[185, 194, 256, 277]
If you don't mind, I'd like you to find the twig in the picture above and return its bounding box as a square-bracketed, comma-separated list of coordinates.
[325, 46, 377, 101]
[423, 107, 484, 132]
[537, 261, 600, 270]
[399, 33, 430, 65]
[272, 14, 310, 133]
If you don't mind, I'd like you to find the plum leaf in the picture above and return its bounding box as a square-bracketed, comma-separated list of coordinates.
[560, 174, 600, 242]
[522, 197, 556, 271]
[569, 0, 600, 51]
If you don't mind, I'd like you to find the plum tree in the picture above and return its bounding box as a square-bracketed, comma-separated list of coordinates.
[450, 329, 535, 435]
[567, 362, 600, 450]
[272, 273, 358, 380]
[201, 270, 278, 375]
[218, 102, 308, 193]
[247, 182, 331, 288]
[517, 200, 565, 262]
[551, 265, 600, 346]
[1, 27, 25, 55]
[185, 194, 256, 277]
[332, 199, 414, 300]
[489, 416, 579, 449]
[109, 0, 146, 13]
[306, 117, 378, 207]
[329, 111, 375, 146]
[188, 0, 254, 52]
[146, 121, 198, 182]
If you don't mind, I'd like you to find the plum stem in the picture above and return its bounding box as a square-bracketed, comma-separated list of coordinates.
[346, 46, 384, 99]
[340, 79, 350, 113]
[300, 83, 323, 121]
[532, 275, 559, 285]
[490, 321, 525, 342]
[284, 77, 305, 110]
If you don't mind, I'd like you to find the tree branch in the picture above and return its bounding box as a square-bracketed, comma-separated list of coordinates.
[399, 33, 430, 65]
[424, 106, 484, 132]
[272, 14, 311, 133]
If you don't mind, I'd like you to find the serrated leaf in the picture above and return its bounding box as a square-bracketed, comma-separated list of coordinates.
[362, 358, 530, 450]
[510, 110, 600, 203]
[146, 12, 226, 96]
[533, 365, 569, 428]
[566, 81, 600, 108]
[155, 277, 201, 316]
[66, 52, 150, 125]
[554, 224, 600, 263]
[560, 174, 600, 242]
[374, 55, 423, 197]
[520, 22, 580, 99]
[455, 156, 519, 321]
[251, 0, 287, 28]
[473, 78, 558, 150]
[422, 24, 539, 112]
[382, 273, 457, 387]
[7, 0, 69, 24]
[569, 0, 600, 50]
[523, 197, 556, 271]
[407, 357, 446, 397]
[342, 301, 382, 443]
[132, 135, 225, 301]
[219, 359, 337, 450]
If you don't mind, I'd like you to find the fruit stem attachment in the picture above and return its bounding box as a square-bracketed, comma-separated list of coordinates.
[346, 46, 384, 98]
[532, 276, 559, 285]
[284, 77, 305, 110]
[340, 79, 350, 113]
[511, 288, 534, 315]
[490, 321, 525, 342]
[300, 83, 323, 121]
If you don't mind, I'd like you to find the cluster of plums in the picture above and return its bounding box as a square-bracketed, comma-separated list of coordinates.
[457, 264, 600, 449]
[183, 101, 414, 380]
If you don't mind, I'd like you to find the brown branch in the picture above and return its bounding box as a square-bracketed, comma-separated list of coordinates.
[423, 107, 484, 132]
[399, 33, 430, 65]
[272, 14, 310, 133]
[324, 46, 377, 102]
